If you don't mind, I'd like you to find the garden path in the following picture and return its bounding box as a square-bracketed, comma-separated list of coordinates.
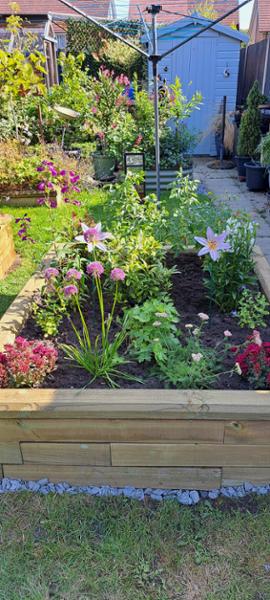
[194, 158, 270, 264]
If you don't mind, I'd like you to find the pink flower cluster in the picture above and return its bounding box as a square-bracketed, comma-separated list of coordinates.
[86, 262, 126, 281]
[0, 337, 58, 388]
[37, 161, 81, 208]
[233, 330, 270, 388]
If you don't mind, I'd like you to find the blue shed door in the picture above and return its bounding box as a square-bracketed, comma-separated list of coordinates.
[168, 36, 217, 154]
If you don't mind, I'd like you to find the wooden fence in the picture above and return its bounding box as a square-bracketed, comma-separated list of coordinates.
[237, 38, 270, 105]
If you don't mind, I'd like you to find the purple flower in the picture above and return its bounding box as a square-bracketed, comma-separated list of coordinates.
[61, 185, 69, 193]
[60, 169, 66, 176]
[37, 166, 44, 172]
[49, 199, 57, 209]
[37, 197, 45, 205]
[72, 186, 80, 193]
[66, 268, 82, 281]
[72, 200, 81, 206]
[49, 167, 58, 177]
[86, 261, 104, 277]
[64, 284, 78, 297]
[69, 171, 75, 177]
[110, 268, 126, 281]
[37, 182, 45, 191]
[64, 197, 70, 203]
[47, 182, 54, 189]
[194, 227, 230, 261]
[44, 267, 59, 280]
[75, 222, 113, 252]
[70, 175, 80, 184]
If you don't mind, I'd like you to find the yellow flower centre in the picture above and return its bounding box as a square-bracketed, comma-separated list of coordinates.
[207, 240, 218, 251]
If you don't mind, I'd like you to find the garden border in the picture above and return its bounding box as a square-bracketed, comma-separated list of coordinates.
[0, 245, 270, 491]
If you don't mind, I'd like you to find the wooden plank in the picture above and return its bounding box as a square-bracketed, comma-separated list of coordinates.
[0, 390, 269, 419]
[223, 468, 270, 486]
[0, 419, 224, 443]
[254, 244, 270, 302]
[20, 443, 111, 466]
[224, 421, 270, 445]
[112, 443, 270, 467]
[4, 464, 221, 490]
[0, 443, 22, 464]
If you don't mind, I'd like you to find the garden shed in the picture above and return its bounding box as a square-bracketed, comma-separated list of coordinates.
[144, 16, 248, 155]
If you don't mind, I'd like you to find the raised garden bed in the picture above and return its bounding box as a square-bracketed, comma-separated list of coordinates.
[145, 167, 193, 191]
[0, 189, 59, 208]
[0, 214, 16, 279]
[0, 246, 270, 490]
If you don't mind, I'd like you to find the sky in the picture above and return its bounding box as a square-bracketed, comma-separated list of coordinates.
[239, 0, 254, 29]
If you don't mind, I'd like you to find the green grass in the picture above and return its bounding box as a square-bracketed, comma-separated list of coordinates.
[0, 189, 107, 317]
[0, 494, 270, 599]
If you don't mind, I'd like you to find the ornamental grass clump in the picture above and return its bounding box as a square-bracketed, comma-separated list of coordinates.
[0, 337, 58, 388]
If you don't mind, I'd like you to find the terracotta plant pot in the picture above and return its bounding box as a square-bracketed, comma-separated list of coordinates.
[0, 214, 16, 279]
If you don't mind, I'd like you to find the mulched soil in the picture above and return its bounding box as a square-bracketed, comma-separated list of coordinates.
[21, 253, 270, 389]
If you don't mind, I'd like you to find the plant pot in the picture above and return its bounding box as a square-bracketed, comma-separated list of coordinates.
[92, 154, 115, 181]
[244, 162, 268, 192]
[235, 155, 249, 181]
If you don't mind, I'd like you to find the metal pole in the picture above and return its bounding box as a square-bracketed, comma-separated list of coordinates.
[220, 95, 227, 168]
[148, 5, 161, 200]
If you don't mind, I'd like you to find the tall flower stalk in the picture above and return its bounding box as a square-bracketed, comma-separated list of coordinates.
[61, 262, 138, 387]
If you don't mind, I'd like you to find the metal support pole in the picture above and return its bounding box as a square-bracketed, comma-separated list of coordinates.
[148, 5, 161, 200]
[220, 95, 227, 168]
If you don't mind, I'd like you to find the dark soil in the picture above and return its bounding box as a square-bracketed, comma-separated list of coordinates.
[21, 253, 270, 389]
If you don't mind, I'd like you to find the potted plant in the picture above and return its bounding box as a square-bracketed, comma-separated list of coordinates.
[87, 68, 137, 181]
[236, 81, 265, 182]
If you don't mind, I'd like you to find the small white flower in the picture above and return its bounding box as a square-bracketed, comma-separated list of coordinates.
[193, 327, 200, 336]
[153, 338, 160, 342]
[185, 323, 194, 329]
[155, 312, 168, 318]
[192, 352, 203, 363]
[153, 321, 162, 327]
[224, 330, 232, 337]
[198, 312, 209, 321]
[235, 362, 242, 375]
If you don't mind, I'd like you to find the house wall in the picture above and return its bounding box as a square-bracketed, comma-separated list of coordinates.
[149, 24, 241, 155]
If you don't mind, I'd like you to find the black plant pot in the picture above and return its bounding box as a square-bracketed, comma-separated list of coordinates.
[235, 155, 249, 181]
[244, 162, 268, 191]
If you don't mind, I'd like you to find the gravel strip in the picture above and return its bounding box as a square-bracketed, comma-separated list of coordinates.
[0, 478, 269, 504]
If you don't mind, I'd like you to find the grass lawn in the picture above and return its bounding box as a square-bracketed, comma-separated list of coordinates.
[0, 494, 270, 599]
[0, 190, 106, 317]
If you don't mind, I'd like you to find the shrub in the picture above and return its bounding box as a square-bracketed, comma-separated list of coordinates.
[238, 289, 269, 329]
[125, 297, 180, 363]
[237, 81, 265, 158]
[0, 337, 58, 388]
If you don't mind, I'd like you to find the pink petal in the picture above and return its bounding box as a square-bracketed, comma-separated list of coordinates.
[216, 231, 227, 243]
[81, 223, 89, 233]
[96, 242, 107, 251]
[198, 247, 209, 256]
[75, 235, 85, 243]
[206, 226, 215, 240]
[87, 242, 94, 252]
[210, 249, 219, 261]
[194, 236, 207, 246]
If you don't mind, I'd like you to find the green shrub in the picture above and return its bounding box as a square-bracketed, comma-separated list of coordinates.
[237, 81, 265, 158]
